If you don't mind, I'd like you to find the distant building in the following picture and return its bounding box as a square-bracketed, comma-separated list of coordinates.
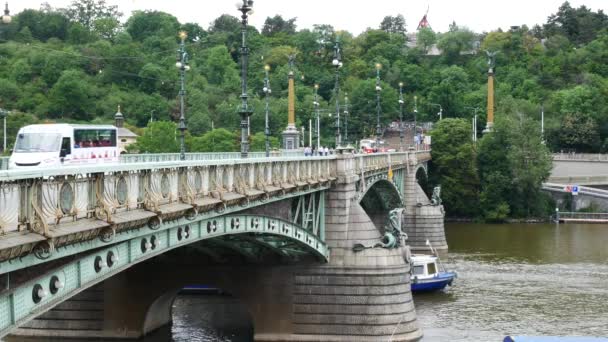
[114, 106, 138, 154]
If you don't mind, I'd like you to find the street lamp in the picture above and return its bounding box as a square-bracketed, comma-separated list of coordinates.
[343, 93, 349, 145]
[375, 63, 382, 149]
[398, 82, 404, 151]
[313, 84, 320, 154]
[0, 108, 9, 153]
[175, 30, 190, 161]
[263, 65, 272, 157]
[332, 40, 343, 148]
[430, 103, 443, 120]
[237, 0, 254, 158]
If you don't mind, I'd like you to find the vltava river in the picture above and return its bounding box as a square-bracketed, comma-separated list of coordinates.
[416, 222, 608, 341]
[165, 223, 608, 341]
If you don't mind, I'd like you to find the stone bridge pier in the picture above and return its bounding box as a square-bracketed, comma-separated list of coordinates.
[401, 164, 448, 254]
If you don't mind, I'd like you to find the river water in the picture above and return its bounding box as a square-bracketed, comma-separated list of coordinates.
[417, 222, 608, 341]
[165, 222, 608, 341]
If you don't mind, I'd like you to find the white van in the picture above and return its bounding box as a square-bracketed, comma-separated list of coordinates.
[9, 124, 120, 169]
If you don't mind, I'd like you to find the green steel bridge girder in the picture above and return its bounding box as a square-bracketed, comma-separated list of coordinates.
[0, 214, 328, 339]
[0, 186, 329, 276]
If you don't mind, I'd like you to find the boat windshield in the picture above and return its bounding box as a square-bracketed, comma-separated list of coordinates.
[412, 265, 425, 275]
[14, 133, 62, 153]
[427, 262, 437, 274]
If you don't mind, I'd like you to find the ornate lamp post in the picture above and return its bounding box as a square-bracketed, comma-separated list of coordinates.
[343, 93, 349, 146]
[375, 63, 382, 149]
[332, 40, 343, 148]
[263, 65, 272, 157]
[237, 0, 254, 158]
[398, 82, 404, 151]
[313, 84, 320, 153]
[175, 31, 190, 161]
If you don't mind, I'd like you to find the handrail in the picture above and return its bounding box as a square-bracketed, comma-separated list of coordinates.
[542, 183, 608, 199]
[553, 153, 608, 161]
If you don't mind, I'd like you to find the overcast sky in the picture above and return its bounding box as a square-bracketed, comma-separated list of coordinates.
[10, 0, 608, 34]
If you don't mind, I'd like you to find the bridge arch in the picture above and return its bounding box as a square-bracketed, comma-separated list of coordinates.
[414, 163, 431, 198]
[359, 179, 403, 230]
[0, 215, 328, 339]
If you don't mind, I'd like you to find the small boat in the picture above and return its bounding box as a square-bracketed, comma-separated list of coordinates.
[410, 240, 457, 293]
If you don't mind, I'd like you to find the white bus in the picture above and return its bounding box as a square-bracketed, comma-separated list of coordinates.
[9, 124, 120, 169]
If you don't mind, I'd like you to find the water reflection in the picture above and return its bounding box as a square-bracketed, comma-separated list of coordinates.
[416, 223, 608, 341]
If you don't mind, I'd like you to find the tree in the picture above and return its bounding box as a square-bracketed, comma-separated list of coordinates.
[437, 24, 476, 64]
[15, 9, 70, 41]
[544, 2, 608, 45]
[48, 70, 96, 120]
[380, 15, 406, 36]
[262, 15, 297, 37]
[134, 121, 179, 153]
[429, 118, 480, 217]
[558, 113, 601, 152]
[190, 129, 238, 152]
[416, 27, 436, 53]
[477, 100, 552, 219]
[125, 11, 180, 41]
[65, 0, 122, 30]
[250, 132, 279, 151]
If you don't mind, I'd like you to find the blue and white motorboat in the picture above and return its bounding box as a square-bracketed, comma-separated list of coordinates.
[410, 240, 457, 293]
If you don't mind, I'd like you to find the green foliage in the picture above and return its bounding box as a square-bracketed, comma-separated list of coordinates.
[133, 121, 179, 153]
[190, 128, 238, 152]
[379, 15, 406, 36]
[3, 1, 608, 220]
[262, 15, 297, 37]
[250, 132, 279, 151]
[429, 118, 480, 217]
[477, 103, 552, 218]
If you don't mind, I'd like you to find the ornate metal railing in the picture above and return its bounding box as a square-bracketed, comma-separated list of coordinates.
[0, 156, 336, 263]
[120, 151, 306, 163]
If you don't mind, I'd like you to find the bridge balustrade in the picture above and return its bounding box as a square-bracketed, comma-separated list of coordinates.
[0, 156, 337, 262]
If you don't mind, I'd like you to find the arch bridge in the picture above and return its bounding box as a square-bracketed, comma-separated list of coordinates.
[0, 150, 433, 342]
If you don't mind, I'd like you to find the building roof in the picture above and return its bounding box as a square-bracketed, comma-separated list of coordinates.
[117, 127, 138, 138]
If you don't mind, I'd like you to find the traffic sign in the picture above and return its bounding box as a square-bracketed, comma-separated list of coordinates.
[572, 185, 579, 195]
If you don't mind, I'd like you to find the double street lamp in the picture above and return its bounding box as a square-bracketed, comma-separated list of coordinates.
[332, 40, 343, 148]
[238, 0, 254, 158]
[175, 31, 190, 161]
[263, 65, 272, 157]
[375, 63, 382, 148]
